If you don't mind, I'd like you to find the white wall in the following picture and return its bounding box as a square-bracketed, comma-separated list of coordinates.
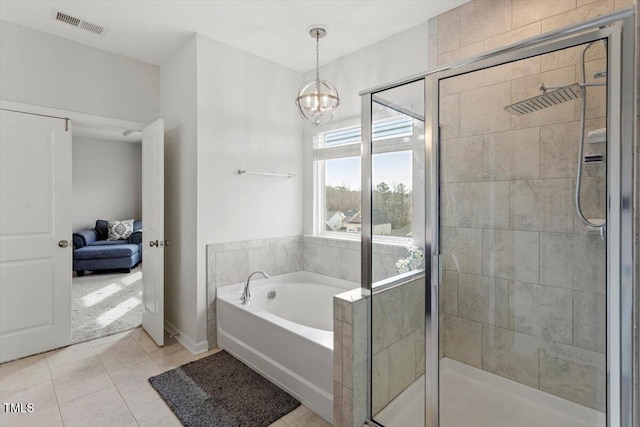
[302, 22, 430, 234]
[72, 136, 142, 231]
[195, 34, 304, 344]
[160, 36, 199, 344]
[0, 20, 159, 124]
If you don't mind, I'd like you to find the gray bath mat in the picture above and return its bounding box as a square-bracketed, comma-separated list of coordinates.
[148, 350, 300, 427]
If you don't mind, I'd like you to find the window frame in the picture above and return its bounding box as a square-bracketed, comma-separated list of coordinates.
[312, 116, 417, 245]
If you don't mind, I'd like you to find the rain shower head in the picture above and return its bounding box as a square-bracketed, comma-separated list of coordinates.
[504, 83, 582, 116]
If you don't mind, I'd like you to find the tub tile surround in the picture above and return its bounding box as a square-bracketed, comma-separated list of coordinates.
[431, 0, 621, 413]
[333, 290, 368, 427]
[207, 234, 410, 348]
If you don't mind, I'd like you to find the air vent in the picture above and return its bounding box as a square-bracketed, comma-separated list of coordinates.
[53, 10, 107, 36]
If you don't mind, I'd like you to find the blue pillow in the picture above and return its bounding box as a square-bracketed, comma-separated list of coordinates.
[95, 220, 108, 239]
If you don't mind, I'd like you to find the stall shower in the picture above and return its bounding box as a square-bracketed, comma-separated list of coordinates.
[360, 9, 635, 427]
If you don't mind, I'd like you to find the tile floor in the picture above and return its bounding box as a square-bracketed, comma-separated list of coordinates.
[0, 328, 331, 427]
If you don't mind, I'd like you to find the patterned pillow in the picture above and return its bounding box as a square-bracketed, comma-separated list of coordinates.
[107, 219, 134, 241]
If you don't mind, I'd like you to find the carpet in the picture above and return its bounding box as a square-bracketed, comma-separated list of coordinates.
[149, 351, 301, 427]
[72, 266, 143, 344]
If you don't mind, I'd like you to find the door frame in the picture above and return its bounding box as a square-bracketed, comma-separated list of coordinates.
[0, 99, 164, 349]
[360, 7, 635, 427]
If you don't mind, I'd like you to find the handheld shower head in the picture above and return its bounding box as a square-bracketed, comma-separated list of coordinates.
[504, 83, 582, 116]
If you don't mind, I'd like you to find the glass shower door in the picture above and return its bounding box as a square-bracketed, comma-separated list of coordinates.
[366, 79, 427, 427]
[436, 39, 609, 427]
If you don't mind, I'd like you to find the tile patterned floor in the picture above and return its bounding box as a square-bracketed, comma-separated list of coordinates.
[0, 328, 331, 427]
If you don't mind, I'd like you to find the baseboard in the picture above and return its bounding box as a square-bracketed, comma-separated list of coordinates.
[164, 320, 209, 355]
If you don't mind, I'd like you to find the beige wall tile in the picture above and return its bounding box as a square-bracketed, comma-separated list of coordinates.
[460, 82, 512, 136]
[440, 94, 460, 140]
[458, 273, 509, 328]
[483, 128, 540, 180]
[442, 181, 510, 229]
[539, 342, 606, 411]
[372, 348, 389, 415]
[215, 250, 248, 287]
[540, 121, 580, 178]
[573, 290, 606, 353]
[334, 320, 343, 385]
[460, 0, 512, 47]
[333, 383, 344, 427]
[441, 72, 483, 97]
[483, 229, 540, 283]
[540, 43, 605, 73]
[372, 289, 403, 353]
[484, 57, 540, 87]
[540, 232, 606, 293]
[341, 386, 352, 427]
[388, 334, 416, 400]
[541, 1, 614, 32]
[614, 0, 635, 8]
[439, 41, 484, 65]
[482, 325, 540, 388]
[444, 314, 483, 368]
[577, 0, 599, 5]
[510, 178, 575, 232]
[403, 278, 426, 334]
[437, 8, 461, 54]
[351, 362, 367, 427]
[512, 0, 577, 29]
[442, 270, 458, 315]
[441, 227, 483, 275]
[508, 281, 573, 344]
[440, 136, 484, 183]
[484, 22, 541, 51]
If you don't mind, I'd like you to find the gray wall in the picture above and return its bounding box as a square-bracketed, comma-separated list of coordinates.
[72, 137, 142, 232]
[0, 21, 159, 124]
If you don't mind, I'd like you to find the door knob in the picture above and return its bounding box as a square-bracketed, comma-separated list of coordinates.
[149, 240, 159, 247]
[58, 240, 69, 248]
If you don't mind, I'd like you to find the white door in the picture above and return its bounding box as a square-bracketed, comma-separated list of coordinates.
[0, 110, 72, 362]
[141, 119, 165, 346]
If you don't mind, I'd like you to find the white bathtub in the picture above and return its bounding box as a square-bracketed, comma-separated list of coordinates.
[217, 271, 358, 423]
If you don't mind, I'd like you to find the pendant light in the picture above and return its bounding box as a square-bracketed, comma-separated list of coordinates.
[295, 26, 340, 126]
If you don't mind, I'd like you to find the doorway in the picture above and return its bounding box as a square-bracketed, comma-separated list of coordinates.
[71, 124, 144, 343]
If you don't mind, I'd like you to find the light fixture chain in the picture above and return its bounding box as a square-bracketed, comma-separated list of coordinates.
[315, 32, 320, 82]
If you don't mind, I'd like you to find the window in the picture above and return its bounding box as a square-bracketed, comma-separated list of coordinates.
[313, 115, 416, 240]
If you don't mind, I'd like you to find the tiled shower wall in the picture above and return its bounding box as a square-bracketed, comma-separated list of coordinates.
[429, 0, 633, 412]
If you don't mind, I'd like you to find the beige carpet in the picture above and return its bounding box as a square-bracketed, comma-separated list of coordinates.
[72, 266, 142, 344]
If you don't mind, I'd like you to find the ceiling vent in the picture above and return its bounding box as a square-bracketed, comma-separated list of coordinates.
[53, 10, 107, 36]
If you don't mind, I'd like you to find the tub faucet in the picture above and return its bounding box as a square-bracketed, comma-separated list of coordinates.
[241, 271, 270, 305]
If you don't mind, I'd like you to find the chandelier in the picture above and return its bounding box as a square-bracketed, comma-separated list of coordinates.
[295, 27, 340, 126]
